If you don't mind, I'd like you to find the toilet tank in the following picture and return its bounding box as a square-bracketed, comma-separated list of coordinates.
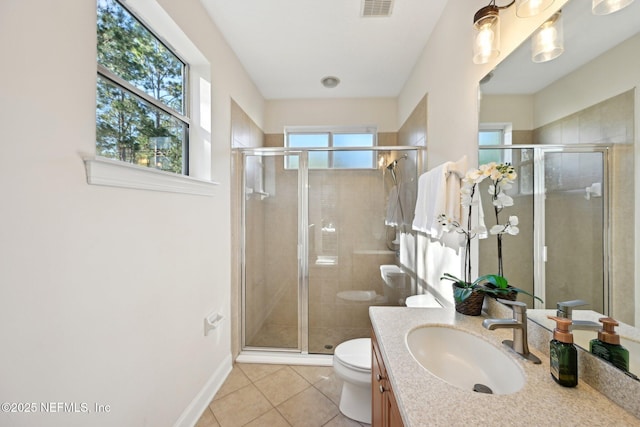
[379, 265, 409, 305]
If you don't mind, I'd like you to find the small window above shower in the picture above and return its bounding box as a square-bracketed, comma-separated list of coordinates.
[285, 126, 377, 169]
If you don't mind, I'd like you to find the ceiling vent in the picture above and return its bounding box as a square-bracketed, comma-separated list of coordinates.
[361, 0, 394, 17]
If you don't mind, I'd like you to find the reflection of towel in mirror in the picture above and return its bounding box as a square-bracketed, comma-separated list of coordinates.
[385, 185, 402, 226]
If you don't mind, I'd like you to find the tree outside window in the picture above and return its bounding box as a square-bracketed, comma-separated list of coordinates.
[96, 0, 188, 174]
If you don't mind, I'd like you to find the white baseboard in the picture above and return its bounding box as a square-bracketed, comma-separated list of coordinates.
[173, 353, 233, 427]
[235, 351, 333, 366]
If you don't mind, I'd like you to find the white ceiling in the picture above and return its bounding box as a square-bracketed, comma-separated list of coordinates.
[201, 0, 449, 100]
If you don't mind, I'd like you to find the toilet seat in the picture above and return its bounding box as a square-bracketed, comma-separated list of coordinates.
[334, 338, 371, 373]
[336, 290, 378, 302]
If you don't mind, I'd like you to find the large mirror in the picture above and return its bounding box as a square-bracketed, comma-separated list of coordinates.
[478, 0, 640, 377]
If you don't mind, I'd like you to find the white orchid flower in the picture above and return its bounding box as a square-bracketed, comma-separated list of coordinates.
[437, 214, 460, 233]
[499, 181, 513, 190]
[465, 169, 482, 182]
[489, 215, 520, 235]
[493, 193, 514, 208]
[489, 223, 520, 235]
[479, 162, 496, 173]
[489, 225, 504, 234]
[490, 168, 502, 180]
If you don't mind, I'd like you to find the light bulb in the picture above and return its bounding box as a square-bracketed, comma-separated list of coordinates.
[472, 5, 500, 64]
[474, 26, 495, 64]
[531, 11, 564, 63]
[538, 27, 558, 51]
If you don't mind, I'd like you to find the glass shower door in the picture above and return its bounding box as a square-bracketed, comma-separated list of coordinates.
[242, 152, 302, 350]
[542, 149, 608, 313]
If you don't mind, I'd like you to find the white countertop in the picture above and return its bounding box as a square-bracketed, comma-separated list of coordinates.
[370, 306, 640, 426]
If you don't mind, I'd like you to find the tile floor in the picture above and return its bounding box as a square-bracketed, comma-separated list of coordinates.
[195, 363, 371, 427]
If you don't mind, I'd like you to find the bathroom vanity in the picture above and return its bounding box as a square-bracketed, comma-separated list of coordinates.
[372, 331, 403, 427]
[370, 305, 640, 426]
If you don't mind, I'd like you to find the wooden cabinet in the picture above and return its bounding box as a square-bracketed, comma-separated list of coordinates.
[372, 330, 404, 427]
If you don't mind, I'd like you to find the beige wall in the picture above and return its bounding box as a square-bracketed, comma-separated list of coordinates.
[480, 94, 535, 131]
[534, 32, 640, 128]
[0, 0, 264, 426]
[264, 98, 398, 134]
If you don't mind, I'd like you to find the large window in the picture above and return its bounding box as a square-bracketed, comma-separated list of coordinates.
[286, 129, 377, 169]
[96, 0, 188, 174]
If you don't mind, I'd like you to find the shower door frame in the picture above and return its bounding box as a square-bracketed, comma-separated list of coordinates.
[239, 148, 309, 354]
[238, 146, 421, 356]
[480, 144, 611, 312]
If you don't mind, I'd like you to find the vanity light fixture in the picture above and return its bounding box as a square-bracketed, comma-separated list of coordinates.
[592, 0, 635, 15]
[472, 1, 508, 64]
[473, 0, 556, 65]
[531, 10, 564, 63]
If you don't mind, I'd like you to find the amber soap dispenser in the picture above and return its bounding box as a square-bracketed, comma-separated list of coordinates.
[590, 317, 629, 372]
[548, 316, 578, 387]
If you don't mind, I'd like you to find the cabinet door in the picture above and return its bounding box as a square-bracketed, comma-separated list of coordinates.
[371, 333, 385, 427]
[387, 386, 403, 427]
[372, 330, 405, 427]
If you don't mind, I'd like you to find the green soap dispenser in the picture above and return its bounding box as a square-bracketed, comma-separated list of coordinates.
[589, 317, 629, 372]
[548, 316, 578, 387]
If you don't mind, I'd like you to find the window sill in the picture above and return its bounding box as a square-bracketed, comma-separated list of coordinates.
[84, 156, 218, 196]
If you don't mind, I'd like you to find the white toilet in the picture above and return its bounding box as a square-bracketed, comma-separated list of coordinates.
[333, 337, 372, 424]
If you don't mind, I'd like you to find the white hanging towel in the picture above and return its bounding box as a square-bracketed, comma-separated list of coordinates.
[412, 156, 474, 247]
[412, 163, 447, 236]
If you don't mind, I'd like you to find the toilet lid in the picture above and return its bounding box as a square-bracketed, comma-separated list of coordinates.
[335, 338, 371, 370]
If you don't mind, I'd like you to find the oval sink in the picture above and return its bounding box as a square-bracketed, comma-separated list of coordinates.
[406, 326, 525, 395]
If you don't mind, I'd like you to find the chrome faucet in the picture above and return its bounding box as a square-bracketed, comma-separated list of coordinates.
[556, 299, 600, 330]
[482, 299, 541, 364]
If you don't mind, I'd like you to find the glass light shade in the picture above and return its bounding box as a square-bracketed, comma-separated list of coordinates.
[531, 11, 564, 63]
[516, 0, 555, 17]
[473, 7, 500, 65]
[592, 0, 635, 15]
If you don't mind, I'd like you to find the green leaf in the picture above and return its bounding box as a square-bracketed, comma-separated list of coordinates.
[454, 287, 473, 303]
[440, 273, 467, 288]
[476, 274, 508, 288]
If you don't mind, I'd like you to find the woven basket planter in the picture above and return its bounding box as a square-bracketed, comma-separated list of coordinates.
[485, 284, 518, 301]
[452, 284, 485, 316]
